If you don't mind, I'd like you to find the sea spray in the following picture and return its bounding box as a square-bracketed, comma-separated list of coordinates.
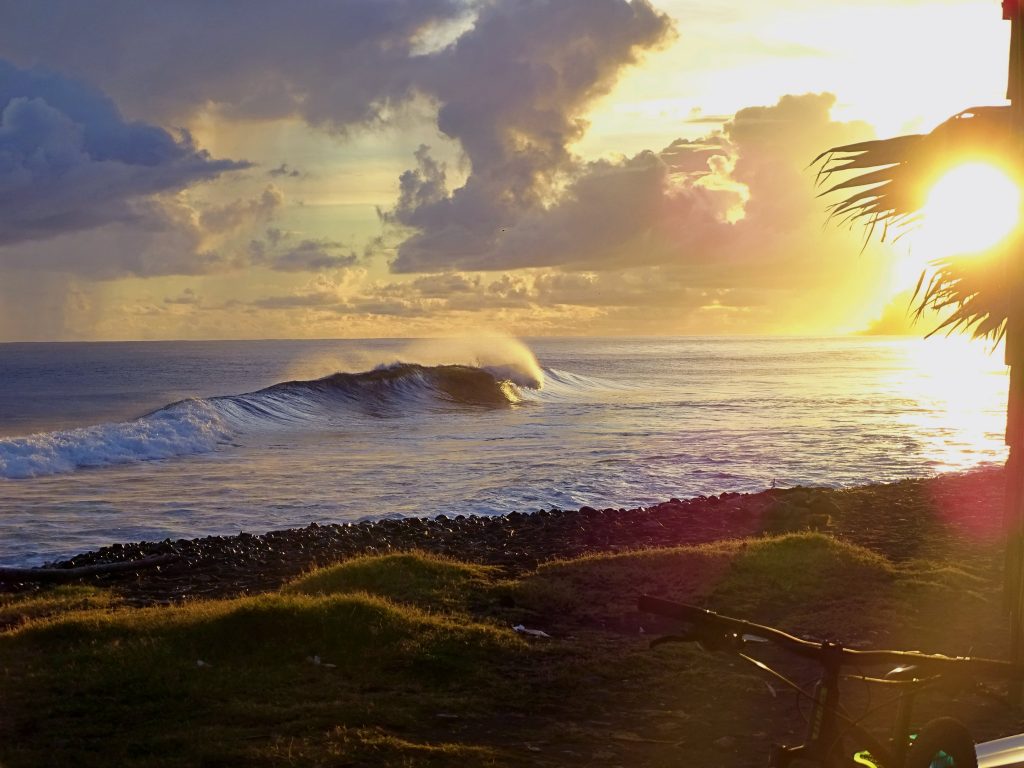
[281, 334, 545, 390]
[399, 335, 545, 389]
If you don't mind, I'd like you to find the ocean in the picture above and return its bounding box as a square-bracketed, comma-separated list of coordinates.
[0, 336, 1009, 566]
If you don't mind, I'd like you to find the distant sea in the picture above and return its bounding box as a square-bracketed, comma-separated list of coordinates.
[0, 336, 1009, 566]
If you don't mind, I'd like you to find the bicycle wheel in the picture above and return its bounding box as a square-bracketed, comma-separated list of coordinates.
[902, 717, 977, 768]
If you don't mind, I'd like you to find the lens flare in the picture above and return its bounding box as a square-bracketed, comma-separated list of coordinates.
[918, 162, 1020, 257]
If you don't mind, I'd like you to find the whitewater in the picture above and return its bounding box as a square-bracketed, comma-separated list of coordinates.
[0, 336, 1010, 566]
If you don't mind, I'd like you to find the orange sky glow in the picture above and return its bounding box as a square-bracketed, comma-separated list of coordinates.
[0, 0, 1016, 341]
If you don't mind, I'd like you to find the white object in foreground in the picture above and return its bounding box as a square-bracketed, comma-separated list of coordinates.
[978, 732, 1024, 768]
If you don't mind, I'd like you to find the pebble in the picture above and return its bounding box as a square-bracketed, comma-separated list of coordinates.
[3, 468, 1003, 604]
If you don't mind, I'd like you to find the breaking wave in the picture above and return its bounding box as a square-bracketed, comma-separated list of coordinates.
[0, 362, 555, 479]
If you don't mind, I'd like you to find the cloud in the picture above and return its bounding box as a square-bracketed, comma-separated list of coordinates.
[199, 186, 282, 233]
[261, 239, 360, 272]
[164, 288, 200, 306]
[858, 290, 949, 336]
[410, 272, 480, 298]
[268, 163, 303, 178]
[481, 150, 735, 271]
[0, 199, 226, 279]
[0, 3, 904, 339]
[0, 60, 246, 247]
[347, 92, 887, 335]
[247, 233, 365, 273]
[0, 272, 90, 340]
[389, 93, 873, 286]
[0, 0, 474, 126]
[251, 291, 343, 310]
[0, 2, 674, 284]
[0, 187, 296, 279]
[0, 1, 676, 262]
[387, 0, 673, 271]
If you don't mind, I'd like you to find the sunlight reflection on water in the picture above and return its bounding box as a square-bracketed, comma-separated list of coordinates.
[890, 337, 1006, 472]
[0, 336, 1011, 565]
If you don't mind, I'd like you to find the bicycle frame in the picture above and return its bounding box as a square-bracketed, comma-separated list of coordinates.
[638, 595, 1024, 768]
[767, 643, 895, 767]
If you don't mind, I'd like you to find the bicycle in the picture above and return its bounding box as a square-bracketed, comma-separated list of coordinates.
[638, 595, 1024, 767]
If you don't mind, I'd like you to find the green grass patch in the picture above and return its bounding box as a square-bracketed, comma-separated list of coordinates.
[0, 589, 522, 767]
[710, 533, 894, 618]
[0, 532, 1008, 767]
[0, 585, 120, 631]
[284, 551, 498, 612]
[505, 541, 734, 628]
[506, 533, 895, 631]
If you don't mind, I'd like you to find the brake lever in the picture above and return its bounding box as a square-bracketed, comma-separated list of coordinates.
[650, 630, 751, 653]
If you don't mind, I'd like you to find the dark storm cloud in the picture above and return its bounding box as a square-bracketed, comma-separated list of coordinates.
[387, 0, 674, 271]
[0, 60, 246, 246]
[0, 201, 226, 280]
[0, 0, 674, 273]
[0, 0, 472, 126]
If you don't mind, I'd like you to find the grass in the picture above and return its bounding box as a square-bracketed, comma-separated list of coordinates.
[0, 585, 120, 630]
[0, 534, 1015, 766]
[1, 583, 521, 767]
[284, 552, 498, 612]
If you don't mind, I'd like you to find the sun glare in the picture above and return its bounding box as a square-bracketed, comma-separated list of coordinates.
[893, 337, 1007, 475]
[918, 162, 1021, 258]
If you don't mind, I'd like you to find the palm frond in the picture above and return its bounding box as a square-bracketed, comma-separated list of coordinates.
[815, 106, 1015, 244]
[911, 244, 1018, 341]
[817, 105, 1018, 339]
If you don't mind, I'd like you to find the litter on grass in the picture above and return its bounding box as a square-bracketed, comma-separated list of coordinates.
[513, 624, 551, 639]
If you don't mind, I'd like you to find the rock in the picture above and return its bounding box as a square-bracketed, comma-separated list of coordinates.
[18, 475, 992, 605]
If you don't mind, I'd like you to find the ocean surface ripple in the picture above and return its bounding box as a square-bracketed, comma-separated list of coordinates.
[0, 336, 1009, 566]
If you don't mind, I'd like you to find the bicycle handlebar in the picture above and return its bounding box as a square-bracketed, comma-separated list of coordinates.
[638, 595, 1024, 679]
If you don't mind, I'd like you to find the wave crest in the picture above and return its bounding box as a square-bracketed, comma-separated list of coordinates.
[0, 361, 547, 479]
[0, 400, 232, 479]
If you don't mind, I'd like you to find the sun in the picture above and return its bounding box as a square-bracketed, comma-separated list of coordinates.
[918, 162, 1021, 258]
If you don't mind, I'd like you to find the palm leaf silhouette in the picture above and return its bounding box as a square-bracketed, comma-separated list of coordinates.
[815, 105, 1018, 340]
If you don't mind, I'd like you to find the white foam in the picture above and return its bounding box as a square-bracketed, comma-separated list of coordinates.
[387, 335, 546, 388]
[0, 399, 233, 479]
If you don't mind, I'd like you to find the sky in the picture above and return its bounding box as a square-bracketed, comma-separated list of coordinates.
[0, 0, 1014, 341]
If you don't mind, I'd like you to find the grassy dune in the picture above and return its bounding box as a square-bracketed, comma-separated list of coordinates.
[0, 532, 1017, 766]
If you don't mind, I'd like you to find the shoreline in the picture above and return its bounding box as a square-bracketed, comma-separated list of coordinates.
[1, 466, 1006, 604]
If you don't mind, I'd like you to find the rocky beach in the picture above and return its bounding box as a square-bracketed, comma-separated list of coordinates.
[1, 467, 1005, 605]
